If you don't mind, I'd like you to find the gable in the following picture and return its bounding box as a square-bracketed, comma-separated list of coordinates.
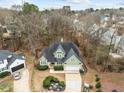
[65, 55, 81, 65]
[54, 48, 65, 59]
[9, 59, 25, 68]
[40, 56, 47, 62]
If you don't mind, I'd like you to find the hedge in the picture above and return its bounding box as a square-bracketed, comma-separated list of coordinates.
[89, 85, 93, 89]
[95, 82, 101, 89]
[0, 72, 10, 78]
[54, 65, 63, 71]
[43, 76, 59, 88]
[36, 64, 48, 71]
[95, 77, 100, 82]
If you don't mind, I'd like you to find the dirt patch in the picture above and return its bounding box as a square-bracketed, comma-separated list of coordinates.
[82, 67, 124, 92]
[100, 72, 124, 92]
[33, 69, 65, 92]
[81, 67, 98, 91]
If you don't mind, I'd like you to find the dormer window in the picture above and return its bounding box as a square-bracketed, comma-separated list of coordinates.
[54, 44, 65, 59]
[55, 51, 65, 59]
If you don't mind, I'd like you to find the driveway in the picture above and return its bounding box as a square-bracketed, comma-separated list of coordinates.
[65, 73, 82, 92]
[14, 69, 30, 92]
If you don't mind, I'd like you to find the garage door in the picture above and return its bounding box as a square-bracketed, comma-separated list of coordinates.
[64, 65, 80, 71]
[11, 64, 24, 73]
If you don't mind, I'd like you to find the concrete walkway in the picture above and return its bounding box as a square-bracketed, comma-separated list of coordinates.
[14, 69, 30, 92]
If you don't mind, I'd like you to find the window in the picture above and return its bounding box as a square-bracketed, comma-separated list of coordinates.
[56, 52, 64, 59]
[11, 64, 24, 72]
[40, 56, 47, 65]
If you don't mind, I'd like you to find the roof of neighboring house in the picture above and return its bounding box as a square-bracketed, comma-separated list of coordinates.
[0, 50, 25, 66]
[7, 54, 25, 67]
[0, 50, 12, 61]
[40, 41, 81, 63]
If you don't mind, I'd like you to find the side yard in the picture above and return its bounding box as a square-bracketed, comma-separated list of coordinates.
[0, 76, 13, 92]
[100, 73, 124, 92]
[81, 67, 124, 92]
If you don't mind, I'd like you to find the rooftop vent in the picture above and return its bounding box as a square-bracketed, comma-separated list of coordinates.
[61, 38, 64, 42]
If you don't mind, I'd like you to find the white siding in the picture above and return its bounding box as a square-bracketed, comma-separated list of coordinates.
[9, 59, 26, 74]
[40, 56, 47, 65]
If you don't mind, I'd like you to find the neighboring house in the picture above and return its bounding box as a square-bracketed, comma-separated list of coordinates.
[0, 50, 26, 74]
[39, 41, 87, 73]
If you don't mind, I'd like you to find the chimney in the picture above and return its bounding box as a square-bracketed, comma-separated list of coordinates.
[61, 38, 64, 42]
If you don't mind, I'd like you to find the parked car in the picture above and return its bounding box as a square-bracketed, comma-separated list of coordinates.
[13, 72, 21, 80]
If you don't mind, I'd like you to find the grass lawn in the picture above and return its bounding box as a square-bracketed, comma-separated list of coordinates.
[0, 77, 13, 92]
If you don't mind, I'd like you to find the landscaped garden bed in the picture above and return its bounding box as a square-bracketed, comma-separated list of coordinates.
[54, 65, 64, 71]
[36, 64, 48, 71]
[43, 76, 65, 92]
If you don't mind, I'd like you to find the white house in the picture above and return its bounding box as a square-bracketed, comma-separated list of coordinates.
[39, 41, 87, 73]
[0, 50, 26, 74]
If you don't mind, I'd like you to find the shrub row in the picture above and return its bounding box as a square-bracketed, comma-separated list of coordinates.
[0, 71, 10, 78]
[54, 65, 64, 71]
[36, 64, 48, 71]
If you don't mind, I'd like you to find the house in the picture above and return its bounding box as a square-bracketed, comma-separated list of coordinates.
[0, 50, 26, 74]
[39, 40, 87, 73]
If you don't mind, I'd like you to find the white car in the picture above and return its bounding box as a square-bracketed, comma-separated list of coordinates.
[13, 72, 21, 80]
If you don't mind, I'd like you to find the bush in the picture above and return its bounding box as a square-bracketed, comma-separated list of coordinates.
[79, 69, 84, 74]
[118, 66, 124, 72]
[89, 85, 93, 89]
[43, 76, 59, 88]
[54, 65, 63, 71]
[95, 77, 100, 82]
[95, 82, 101, 89]
[95, 74, 98, 77]
[59, 81, 65, 87]
[36, 64, 48, 71]
[0, 72, 10, 78]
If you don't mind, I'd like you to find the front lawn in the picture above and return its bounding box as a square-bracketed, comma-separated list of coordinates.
[32, 69, 65, 92]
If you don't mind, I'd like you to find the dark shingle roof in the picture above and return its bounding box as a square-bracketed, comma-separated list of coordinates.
[0, 50, 25, 67]
[40, 42, 81, 63]
[7, 54, 25, 67]
[0, 50, 12, 61]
